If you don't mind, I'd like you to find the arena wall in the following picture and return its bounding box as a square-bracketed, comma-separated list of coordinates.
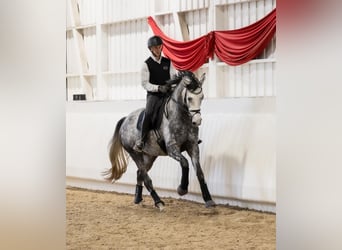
[66, 97, 275, 212]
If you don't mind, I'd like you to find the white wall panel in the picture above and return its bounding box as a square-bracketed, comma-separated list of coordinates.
[66, 31, 79, 74]
[66, 1, 72, 28]
[102, 18, 150, 100]
[234, 3, 242, 28]
[217, 61, 276, 97]
[106, 19, 148, 72]
[67, 77, 82, 100]
[236, 67, 242, 97]
[264, 62, 272, 96]
[106, 73, 145, 100]
[242, 2, 249, 27]
[242, 65, 250, 97]
[256, 0, 268, 21]
[249, 63, 257, 96]
[249, 1, 257, 23]
[83, 28, 97, 73]
[257, 63, 265, 96]
[78, 0, 96, 25]
[102, 0, 151, 23]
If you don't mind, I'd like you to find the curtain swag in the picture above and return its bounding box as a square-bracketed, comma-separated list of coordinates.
[147, 8, 276, 71]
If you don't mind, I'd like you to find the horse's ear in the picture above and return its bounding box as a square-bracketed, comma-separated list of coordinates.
[199, 73, 206, 86]
[183, 75, 192, 86]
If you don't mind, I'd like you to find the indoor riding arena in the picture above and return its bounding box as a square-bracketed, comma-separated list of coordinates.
[66, 0, 276, 249]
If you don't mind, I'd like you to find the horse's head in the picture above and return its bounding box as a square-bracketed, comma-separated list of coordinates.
[173, 71, 205, 126]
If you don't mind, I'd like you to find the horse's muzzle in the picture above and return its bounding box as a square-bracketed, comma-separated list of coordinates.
[192, 113, 202, 126]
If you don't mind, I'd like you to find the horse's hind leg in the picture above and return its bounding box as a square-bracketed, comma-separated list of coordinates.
[140, 168, 165, 208]
[166, 144, 189, 196]
[134, 170, 144, 204]
[131, 154, 164, 208]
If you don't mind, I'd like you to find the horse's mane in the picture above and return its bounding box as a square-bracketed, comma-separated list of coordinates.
[167, 71, 201, 93]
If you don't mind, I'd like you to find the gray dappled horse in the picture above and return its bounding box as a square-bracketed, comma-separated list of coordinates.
[103, 71, 216, 210]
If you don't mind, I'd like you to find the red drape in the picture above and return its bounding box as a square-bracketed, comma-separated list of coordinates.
[214, 9, 276, 66]
[147, 8, 276, 71]
[147, 17, 214, 71]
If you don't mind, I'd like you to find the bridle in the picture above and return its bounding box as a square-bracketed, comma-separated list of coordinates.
[169, 83, 203, 119]
[183, 87, 202, 118]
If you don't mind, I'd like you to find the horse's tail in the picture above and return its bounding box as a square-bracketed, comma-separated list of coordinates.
[103, 117, 129, 182]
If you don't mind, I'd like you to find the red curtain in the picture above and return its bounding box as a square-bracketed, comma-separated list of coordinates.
[147, 8, 276, 71]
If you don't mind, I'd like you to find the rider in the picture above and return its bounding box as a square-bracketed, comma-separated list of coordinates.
[133, 35, 178, 152]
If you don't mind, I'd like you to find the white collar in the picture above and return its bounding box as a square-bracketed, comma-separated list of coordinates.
[151, 54, 162, 64]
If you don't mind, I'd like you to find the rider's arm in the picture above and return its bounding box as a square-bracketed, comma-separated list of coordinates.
[141, 62, 159, 92]
[169, 62, 179, 79]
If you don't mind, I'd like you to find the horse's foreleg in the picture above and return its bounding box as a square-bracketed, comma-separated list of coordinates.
[167, 144, 189, 196]
[196, 167, 215, 207]
[188, 148, 216, 208]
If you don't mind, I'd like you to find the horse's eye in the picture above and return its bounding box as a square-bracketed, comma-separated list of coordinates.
[188, 97, 193, 101]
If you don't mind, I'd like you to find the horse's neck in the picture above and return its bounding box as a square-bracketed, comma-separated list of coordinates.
[172, 84, 183, 103]
[168, 85, 189, 120]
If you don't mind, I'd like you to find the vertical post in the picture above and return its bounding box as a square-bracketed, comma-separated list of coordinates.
[68, 0, 93, 100]
[95, 0, 107, 100]
[207, 0, 217, 98]
[173, 12, 190, 41]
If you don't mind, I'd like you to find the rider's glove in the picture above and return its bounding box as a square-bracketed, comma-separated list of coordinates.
[158, 85, 171, 93]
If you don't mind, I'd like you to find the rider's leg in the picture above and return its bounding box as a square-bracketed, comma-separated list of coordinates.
[134, 95, 156, 152]
[134, 115, 150, 151]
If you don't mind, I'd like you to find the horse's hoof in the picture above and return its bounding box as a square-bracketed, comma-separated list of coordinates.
[156, 203, 165, 211]
[205, 200, 216, 208]
[155, 200, 165, 211]
[134, 197, 143, 204]
[134, 198, 143, 204]
[177, 186, 188, 196]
